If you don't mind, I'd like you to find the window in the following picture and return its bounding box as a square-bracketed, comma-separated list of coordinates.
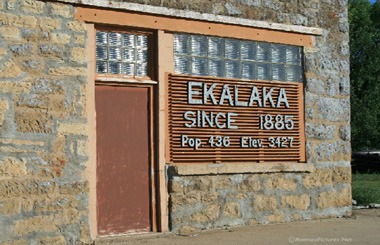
[174, 34, 302, 82]
[96, 30, 149, 76]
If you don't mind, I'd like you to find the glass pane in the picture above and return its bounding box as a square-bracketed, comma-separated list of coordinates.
[241, 62, 254, 79]
[174, 34, 189, 54]
[123, 48, 135, 61]
[123, 63, 135, 75]
[209, 59, 224, 77]
[109, 62, 122, 74]
[225, 39, 240, 59]
[241, 41, 255, 61]
[96, 32, 107, 45]
[123, 33, 135, 46]
[286, 65, 301, 82]
[109, 47, 122, 61]
[175, 56, 189, 74]
[191, 57, 207, 76]
[271, 45, 286, 63]
[191, 36, 208, 56]
[256, 63, 269, 80]
[208, 37, 224, 58]
[136, 48, 148, 62]
[272, 64, 285, 81]
[136, 63, 148, 76]
[108, 32, 122, 46]
[225, 60, 240, 78]
[256, 43, 269, 62]
[96, 61, 107, 73]
[286, 46, 300, 64]
[136, 35, 148, 47]
[96, 46, 107, 60]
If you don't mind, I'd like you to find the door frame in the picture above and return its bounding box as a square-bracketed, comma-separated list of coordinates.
[85, 24, 161, 239]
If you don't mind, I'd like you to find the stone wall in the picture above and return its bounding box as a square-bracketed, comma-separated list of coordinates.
[0, 0, 90, 243]
[0, 0, 350, 242]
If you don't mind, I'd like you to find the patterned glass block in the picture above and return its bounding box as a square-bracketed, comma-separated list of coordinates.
[123, 63, 135, 76]
[136, 35, 148, 48]
[96, 61, 107, 73]
[136, 63, 148, 76]
[286, 65, 301, 82]
[191, 36, 208, 56]
[108, 32, 122, 46]
[109, 47, 122, 61]
[96, 46, 108, 60]
[123, 48, 135, 61]
[208, 37, 224, 58]
[174, 34, 189, 54]
[286, 46, 300, 64]
[272, 64, 285, 81]
[241, 41, 255, 61]
[175, 56, 189, 74]
[225, 39, 240, 59]
[192, 57, 207, 76]
[271, 45, 286, 63]
[123, 33, 135, 46]
[109, 62, 122, 74]
[225, 60, 240, 78]
[256, 43, 270, 62]
[241, 62, 255, 79]
[136, 48, 148, 62]
[256, 63, 270, 80]
[209, 59, 224, 77]
[96, 31, 107, 45]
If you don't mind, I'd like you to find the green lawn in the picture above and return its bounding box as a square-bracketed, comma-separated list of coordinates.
[352, 173, 380, 205]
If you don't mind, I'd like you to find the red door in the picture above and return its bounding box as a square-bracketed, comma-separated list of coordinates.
[96, 85, 151, 235]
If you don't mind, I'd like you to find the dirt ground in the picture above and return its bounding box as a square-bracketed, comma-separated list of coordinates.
[97, 209, 380, 245]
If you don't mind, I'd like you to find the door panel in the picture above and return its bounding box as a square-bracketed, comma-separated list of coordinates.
[96, 85, 151, 235]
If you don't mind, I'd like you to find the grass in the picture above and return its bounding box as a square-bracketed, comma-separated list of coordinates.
[352, 173, 380, 205]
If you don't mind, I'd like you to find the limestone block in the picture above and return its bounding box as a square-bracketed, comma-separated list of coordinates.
[223, 202, 240, 218]
[254, 195, 277, 212]
[13, 215, 58, 235]
[0, 99, 9, 126]
[0, 157, 27, 178]
[200, 192, 219, 203]
[190, 212, 208, 223]
[202, 204, 220, 221]
[171, 193, 200, 206]
[15, 109, 52, 133]
[282, 194, 311, 210]
[332, 167, 351, 183]
[265, 176, 297, 191]
[316, 187, 351, 209]
[38, 236, 66, 245]
[22, 0, 45, 14]
[268, 212, 285, 223]
[67, 21, 86, 32]
[50, 33, 71, 44]
[71, 47, 86, 64]
[237, 175, 261, 192]
[39, 17, 62, 31]
[0, 199, 21, 215]
[304, 168, 332, 189]
[49, 67, 86, 76]
[0, 61, 23, 78]
[50, 2, 73, 18]
[58, 122, 87, 136]
[0, 13, 38, 28]
[178, 226, 200, 236]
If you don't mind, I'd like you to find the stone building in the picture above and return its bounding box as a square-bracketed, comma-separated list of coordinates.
[0, 0, 351, 243]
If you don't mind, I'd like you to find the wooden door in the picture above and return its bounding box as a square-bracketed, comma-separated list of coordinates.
[96, 85, 151, 235]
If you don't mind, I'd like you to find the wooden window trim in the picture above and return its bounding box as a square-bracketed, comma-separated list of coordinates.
[76, 7, 314, 47]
